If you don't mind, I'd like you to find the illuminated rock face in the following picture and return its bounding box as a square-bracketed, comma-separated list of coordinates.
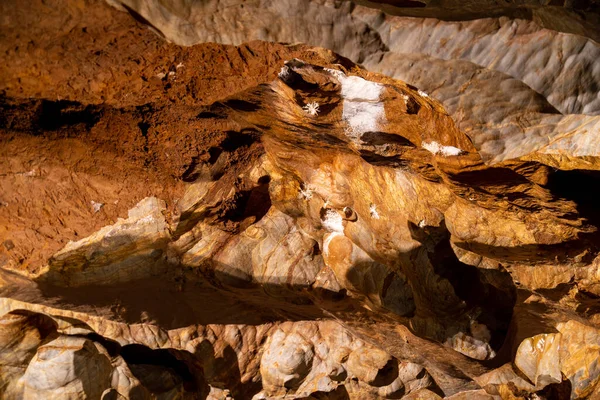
[107, 0, 600, 170]
[1, 0, 600, 399]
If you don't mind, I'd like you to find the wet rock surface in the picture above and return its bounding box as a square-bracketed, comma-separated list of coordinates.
[1, 0, 599, 399]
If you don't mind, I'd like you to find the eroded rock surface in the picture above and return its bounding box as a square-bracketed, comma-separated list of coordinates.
[1, 0, 600, 399]
[108, 0, 600, 170]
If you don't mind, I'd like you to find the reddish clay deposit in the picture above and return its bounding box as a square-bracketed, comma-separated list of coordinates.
[0, 0, 346, 273]
[1, 0, 600, 399]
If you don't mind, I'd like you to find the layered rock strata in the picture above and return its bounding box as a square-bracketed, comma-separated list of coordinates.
[1, 0, 599, 399]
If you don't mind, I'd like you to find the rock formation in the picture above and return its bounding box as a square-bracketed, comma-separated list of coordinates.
[0, 0, 599, 399]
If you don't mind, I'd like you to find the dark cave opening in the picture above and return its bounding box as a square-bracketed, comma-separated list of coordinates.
[224, 175, 272, 224]
[120, 344, 198, 393]
[545, 168, 600, 230]
[36, 100, 100, 131]
[422, 223, 517, 352]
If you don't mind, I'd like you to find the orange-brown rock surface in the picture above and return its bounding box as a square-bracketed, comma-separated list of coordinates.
[1, 0, 599, 399]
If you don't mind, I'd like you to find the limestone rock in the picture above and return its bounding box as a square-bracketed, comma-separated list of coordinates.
[19, 336, 113, 400]
[260, 330, 315, 391]
[106, 0, 600, 171]
[1, 0, 600, 398]
[41, 197, 171, 287]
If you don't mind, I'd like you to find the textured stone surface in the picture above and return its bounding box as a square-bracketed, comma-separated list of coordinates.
[107, 0, 600, 171]
[1, 0, 599, 399]
[108, 0, 600, 114]
[42, 197, 171, 287]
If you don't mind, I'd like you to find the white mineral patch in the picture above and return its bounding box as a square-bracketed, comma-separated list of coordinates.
[322, 209, 344, 233]
[422, 141, 463, 156]
[90, 201, 104, 213]
[303, 102, 320, 116]
[342, 102, 383, 137]
[369, 204, 380, 219]
[278, 66, 290, 80]
[298, 183, 315, 200]
[339, 75, 383, 101]
[327, 69, 385, 139]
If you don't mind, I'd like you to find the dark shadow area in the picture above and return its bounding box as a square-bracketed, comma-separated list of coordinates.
[446, 166, 548, 213]
[302, 130, 348, 147]
[86, 332, 122, 357]
[121, 344, 198, 393]
[137, 121, 150, 153]
[223, 175, 272, 223]
[194, 339, 261, 398]
[408, 221, 516, 355]
[0, 96, 113, 137]
[33, 271, 332, 329]
[354, 0, 538, 22]
[371, 358, 400, 387]
[181, 145, 226, 182]
[279, 65, 321, 92]
[359, 150, 409, 167]
[197, 110, 227, 119]
[0, 96, 43, 131]
[373, 0, 425, 7]
[575, 289, 600, 317]
[137, 121, 150, 138]
[546, 169, 600, 233]
[222, 99, 261, 112]
[296, 385, 350, 399]
[356, 0, 600, 40]
[181, 128, 258, 182]
[449, 166, 531, 187]
[180, 155, 204, 182]
[221, 128, 259, 151]
[346, 261, 416, 318]
[36, 100, 101, 131]
[360, 131, 415, 147]
[430, 239, 516, 351]
[536, 283, 575, 302]
[453, 239, 593, 265]
[492, 289, 562, 371]
[207, 146, 223, 164]
[537, 283, 600, 321]
[405, 97, 421, 115]
[536, 379, 573, 400]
